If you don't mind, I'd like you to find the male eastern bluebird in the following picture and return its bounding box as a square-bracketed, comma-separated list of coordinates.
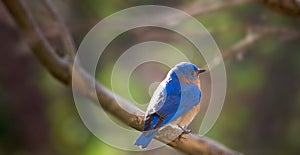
[134, 62, 206, 148]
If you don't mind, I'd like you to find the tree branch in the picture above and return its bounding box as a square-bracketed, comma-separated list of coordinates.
[222, 25, 300, 60]
[43, 0, 76, 60]
[3, 0, 242, 154]
[161, 0, 253, 27]
[257, 0, 300, 16]
[179, 0, 253, 17]
[2, 0, 70, 84]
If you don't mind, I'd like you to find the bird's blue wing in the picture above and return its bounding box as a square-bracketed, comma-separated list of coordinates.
[144, 76, 201, 131]
[135, 87, 200, 148]
[143, 79, 182, 131]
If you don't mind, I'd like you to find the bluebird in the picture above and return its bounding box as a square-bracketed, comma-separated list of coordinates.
[134, 62, 206, 148]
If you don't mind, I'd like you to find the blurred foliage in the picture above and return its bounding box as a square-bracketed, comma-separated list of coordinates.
[0, 0, 300, 155]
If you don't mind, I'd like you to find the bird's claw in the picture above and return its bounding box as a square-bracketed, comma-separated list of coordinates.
[137, 115, 144, 124]
[177, 125, 191, 140]
[177, 124, 191, 134]
[183, 129, 191, 134]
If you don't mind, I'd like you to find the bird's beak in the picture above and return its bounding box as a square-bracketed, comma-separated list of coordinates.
[197, 69, 206, 75]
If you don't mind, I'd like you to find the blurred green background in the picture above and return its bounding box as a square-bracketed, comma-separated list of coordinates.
[0, 0, 300, 155]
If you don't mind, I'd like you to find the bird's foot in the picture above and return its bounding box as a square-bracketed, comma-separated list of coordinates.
[177, 125, 191, 140]
[137, 115, 144, 125]
[177, 124, 191, 134]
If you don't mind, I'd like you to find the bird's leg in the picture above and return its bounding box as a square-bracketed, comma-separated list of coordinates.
[177, 124, 191, 140]
[177, 124, 191, 134]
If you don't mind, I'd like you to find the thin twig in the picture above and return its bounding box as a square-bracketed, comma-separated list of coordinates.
[179, 0, 253, 17]
[257, 0, 300, 16]
[43, 0, 76, 61]
[166, 0, 253, 26]
[222, 25, 300, 60]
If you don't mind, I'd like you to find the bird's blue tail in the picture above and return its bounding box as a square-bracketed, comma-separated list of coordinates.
[134, 130, 158, 148]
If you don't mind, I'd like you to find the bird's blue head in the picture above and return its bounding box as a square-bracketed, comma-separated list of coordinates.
[172, 62, 206, 83]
